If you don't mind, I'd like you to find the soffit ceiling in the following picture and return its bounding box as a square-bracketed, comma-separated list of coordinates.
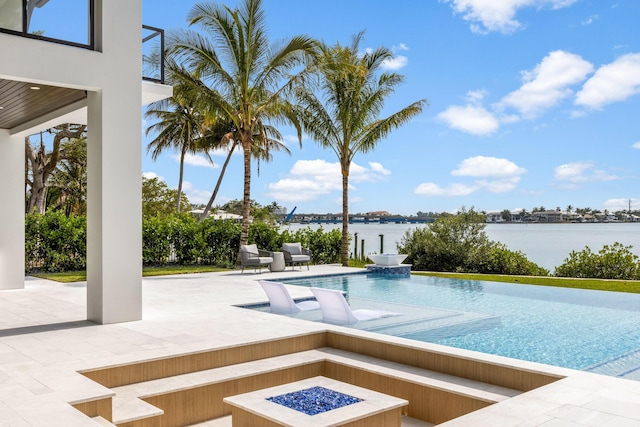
[0, 79, 87, 129]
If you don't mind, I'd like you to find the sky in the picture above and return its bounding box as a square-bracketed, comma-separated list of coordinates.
[141, 0, 640, 215]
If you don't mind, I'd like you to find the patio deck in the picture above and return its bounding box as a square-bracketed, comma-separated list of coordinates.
[1, 265, 640, 426]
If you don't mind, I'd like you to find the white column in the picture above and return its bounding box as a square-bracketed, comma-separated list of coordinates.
[0, 130, 25, 290]
[86, 0, 143, 324]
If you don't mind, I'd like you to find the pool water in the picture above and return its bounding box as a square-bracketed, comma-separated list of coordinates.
[279, 273, 640, 379]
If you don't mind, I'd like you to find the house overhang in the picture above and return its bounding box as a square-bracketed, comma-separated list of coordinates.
[1, 79, 172, 137]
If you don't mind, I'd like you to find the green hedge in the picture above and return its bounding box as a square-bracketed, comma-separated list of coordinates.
[25, 211, 86, 272]
[26, 211, 342, 272]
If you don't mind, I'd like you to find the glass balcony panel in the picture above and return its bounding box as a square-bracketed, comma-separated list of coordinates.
[142, 25, 164, 83]
[0, 0, 23, 32]
[27, 0, 90, 46]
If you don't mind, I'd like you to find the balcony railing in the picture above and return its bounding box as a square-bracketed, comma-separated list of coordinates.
[0, 0, 95, 49]
[0, 1, 166, 84]
[142, 25, 166, 84]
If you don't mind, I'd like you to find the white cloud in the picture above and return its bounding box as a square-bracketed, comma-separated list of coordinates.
[581, 14, 598, 26]
[181, 181, 213, 205]
[415, 156, 525, 196]
[575, 53, 640, 110]
[381, 55, 408, 70]
[266, 159, 391, 202]
[437, 104, 499, 135]
[476, 177, 521, 193]
[143, 171, 164, 181]
[604, 198, 639, 212]
[632, 141, 640, 149]
[393, 43, 409, 52]
[452, 156, 526, 178]
[367, 162, 392, 177]
[497, 50, 593, 118]
[442, 0, 577, 34]
[414, 182, 478, 197]
[553, 161, 619, 187]
[173, 153, 216, 168]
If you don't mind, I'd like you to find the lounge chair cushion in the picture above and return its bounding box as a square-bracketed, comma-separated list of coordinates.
[241, 244, 260, 257]
[283, 242, 302, 255]
[289, 254, 311, 263]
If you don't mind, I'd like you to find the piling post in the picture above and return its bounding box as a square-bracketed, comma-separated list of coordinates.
[353, 233, 358, 259]
[379, 234, 384, 254]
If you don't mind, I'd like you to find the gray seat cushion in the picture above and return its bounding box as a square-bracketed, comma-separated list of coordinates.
[283, 242, 302, 255]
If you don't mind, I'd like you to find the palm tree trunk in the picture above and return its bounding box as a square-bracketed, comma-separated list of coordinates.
[240, 136, 252, 247]
[341, 165, 350, 266]
[176, 148, 186, 213]
[201, 143, 236, 220]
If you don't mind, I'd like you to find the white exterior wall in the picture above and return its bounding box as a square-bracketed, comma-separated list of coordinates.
[0, 0, 169, 323]
[0, 130, 24, 290]
[86, 1, 143, 323]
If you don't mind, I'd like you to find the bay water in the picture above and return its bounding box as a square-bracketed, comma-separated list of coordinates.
[284, 222, 639, 271]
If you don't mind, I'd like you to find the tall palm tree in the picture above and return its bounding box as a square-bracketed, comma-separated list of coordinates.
[295, 33, 426, 266]
[198, 121, 291, 220]
[145, 84, 213, 213]
[167, 0, 316, 246]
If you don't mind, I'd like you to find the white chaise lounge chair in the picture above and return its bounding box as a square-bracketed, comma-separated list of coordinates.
[259, 281, 320, 314]
[310, 287, 400, 325]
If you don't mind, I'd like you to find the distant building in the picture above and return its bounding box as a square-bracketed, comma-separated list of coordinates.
[532, 210, 565, 222]
[367, 211, 391, 216]
[485, 211, 504, 223]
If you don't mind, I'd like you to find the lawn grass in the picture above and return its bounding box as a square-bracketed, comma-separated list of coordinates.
[32, 266, 640, 294]
[414, 271, 640, 294]
[32, 265, 229, 283]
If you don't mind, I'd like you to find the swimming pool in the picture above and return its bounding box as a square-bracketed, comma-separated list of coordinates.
[278, 273, 640, 380]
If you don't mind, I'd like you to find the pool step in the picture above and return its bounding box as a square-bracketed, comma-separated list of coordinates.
[585, 348, 640, 380]
[364, 309, 501, 341]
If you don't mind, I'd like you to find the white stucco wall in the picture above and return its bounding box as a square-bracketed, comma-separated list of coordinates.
[0, 0, 169, 323]
[0, 130, 25, 290]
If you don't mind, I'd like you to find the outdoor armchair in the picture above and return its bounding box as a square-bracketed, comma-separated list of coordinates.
[239, 244, 273, 273]
[282, 242, 312, 270]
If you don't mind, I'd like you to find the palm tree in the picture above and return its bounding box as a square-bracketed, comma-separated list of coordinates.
[294, 33, 426, 265]
[168, 0, 316, 246]
[145, 83, 213, 213]
[198, 122, 291, 220]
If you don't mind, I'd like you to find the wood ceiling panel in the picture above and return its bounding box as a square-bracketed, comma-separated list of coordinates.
[0, 79, 87, 129]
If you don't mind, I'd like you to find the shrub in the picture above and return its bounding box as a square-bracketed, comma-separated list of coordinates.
[554, 243, 640, 280]
[26, 211, 86, 272]
[479, 244, 549, 276]
[142, 215, 172, 265]
[398, 207, 547, 276]
[249, 222, 283, 252]
[201, 219, 241, 267]
[26, 211, 344, 271]
[287, 226, 342, 264]
[25, 212, 41, 271]
[167, 214, 206, 265]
